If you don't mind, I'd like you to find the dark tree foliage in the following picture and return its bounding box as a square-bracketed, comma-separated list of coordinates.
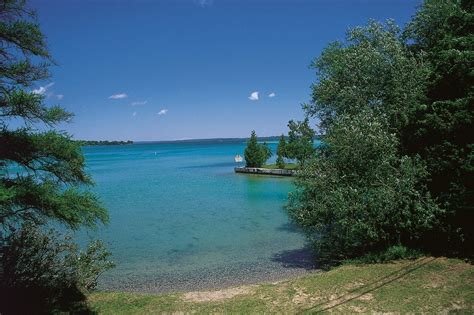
[1, 224, 114, 314]
[404, 0, 474, 254]
[0, 1, 113, 312]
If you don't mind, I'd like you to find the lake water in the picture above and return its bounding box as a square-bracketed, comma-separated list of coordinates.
[80, 140, 313, 293]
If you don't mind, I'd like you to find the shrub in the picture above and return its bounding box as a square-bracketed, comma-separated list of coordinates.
[0, 224, 115, 313]
[287, 110, 441, 263]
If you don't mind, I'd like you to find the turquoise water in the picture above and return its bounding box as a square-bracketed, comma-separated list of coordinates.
[80, 140, 312, 292]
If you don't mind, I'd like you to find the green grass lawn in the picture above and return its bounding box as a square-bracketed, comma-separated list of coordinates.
[88, 257, 474, 314]
[263, 163, 298, 170]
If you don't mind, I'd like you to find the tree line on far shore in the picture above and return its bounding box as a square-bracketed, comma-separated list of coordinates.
[75, 140, 134, 146]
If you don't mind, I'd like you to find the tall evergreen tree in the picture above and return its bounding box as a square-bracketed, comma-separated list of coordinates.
[244, 130, 265, 167]
[0, 0, 107, 230]
[0, 0, 112, 312]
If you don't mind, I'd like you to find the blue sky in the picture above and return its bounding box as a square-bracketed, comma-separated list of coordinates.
[31, 0, 421, 141]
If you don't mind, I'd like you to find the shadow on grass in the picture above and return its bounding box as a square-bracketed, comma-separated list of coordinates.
[302, 256, 437, 313]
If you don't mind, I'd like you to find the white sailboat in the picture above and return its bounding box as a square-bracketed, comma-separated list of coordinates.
[234, 154, 243, 163]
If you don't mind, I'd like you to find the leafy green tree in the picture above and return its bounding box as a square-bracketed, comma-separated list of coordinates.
[276, 134, 287, 169]
[285, 118, 315, 165]
[289, 19, 443, 261]
[244, 130, 266, 167]
[403, 0, 473, 253]
[0, 0, 113, 312]
[305, 20, 429, 134]
[288, 111, 440, 262]
[261, 141, 273, 162]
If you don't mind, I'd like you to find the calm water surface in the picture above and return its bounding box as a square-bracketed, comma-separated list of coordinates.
[80, 140, 312, 292]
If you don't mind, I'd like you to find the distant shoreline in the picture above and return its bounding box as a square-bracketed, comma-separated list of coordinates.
[75, 135, 322, 145]
[75, 140, 133, 146]
[135, 135, 322, 144]
[135, 136, 284, 144]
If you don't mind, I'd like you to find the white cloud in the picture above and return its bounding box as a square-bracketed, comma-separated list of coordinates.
[131, 100, 147, 106]
[32, 83, 65, 100]
[32, 82, 54, 95]
[109, 93, 127, 99]
[268, 92, 276, 98]
[132, 111, 137, 117]
[158, 109, 168, 115]
[248, 91, 259, 101]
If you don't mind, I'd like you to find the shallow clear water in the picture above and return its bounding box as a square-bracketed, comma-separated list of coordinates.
[80, 140, 312, 292]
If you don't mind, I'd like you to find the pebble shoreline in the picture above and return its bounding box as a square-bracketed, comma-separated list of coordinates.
[98, 249, 318, 294]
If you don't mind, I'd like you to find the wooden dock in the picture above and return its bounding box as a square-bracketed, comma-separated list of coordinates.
[234, 167, 296, 177]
